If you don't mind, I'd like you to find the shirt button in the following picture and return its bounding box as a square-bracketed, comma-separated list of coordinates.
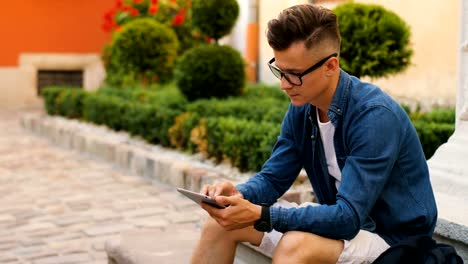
[311, 135, 315, 140]
[337, 108, 341, 113]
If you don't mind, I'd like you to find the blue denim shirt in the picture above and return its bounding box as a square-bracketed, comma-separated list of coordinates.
[237, 70, 437, 245]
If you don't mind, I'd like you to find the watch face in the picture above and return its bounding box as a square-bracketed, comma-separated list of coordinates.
[254, 221, 271, 232]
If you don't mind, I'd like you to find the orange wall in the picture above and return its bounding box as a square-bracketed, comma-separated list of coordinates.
[0, 0, 114, 66]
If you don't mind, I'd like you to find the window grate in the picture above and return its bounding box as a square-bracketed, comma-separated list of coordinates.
[37, 70, 83, 95]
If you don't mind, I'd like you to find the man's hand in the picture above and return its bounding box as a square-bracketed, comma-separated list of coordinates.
[201, 195, 261, 231]
[201, 180, 242, 198]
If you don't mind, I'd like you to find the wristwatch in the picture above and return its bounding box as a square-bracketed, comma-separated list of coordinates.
[254, 205, 273, 232]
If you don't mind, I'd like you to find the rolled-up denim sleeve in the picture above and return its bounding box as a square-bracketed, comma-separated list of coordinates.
[237, 106, 303, 205]
[269, 105, 403, 240]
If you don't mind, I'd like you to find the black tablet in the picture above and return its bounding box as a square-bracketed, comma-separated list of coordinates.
[177, 188, 226, 209]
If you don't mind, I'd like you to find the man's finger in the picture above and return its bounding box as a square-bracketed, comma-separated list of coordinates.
[215, 195, 238, 206]
[201, 185, 209, 195]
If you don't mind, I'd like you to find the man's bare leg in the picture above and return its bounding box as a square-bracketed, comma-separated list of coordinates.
[191, 217, 264, 264]
[272, 231, 344, 264]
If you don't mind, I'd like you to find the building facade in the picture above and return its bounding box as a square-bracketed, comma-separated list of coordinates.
[0, 0, 113, 109]
[234, 0, 459, 107]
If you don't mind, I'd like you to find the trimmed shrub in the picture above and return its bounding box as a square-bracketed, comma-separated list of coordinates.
[203, 117, 280, 172]
[123, 103, 182, 146]
[410, 107, 456, 124]
[42, 87, 86, 118]
[168, 112, 201, 151]
[192, 0, 239, 42]
[82, 94, 131, 131]
[333, 3, 413, 78]
[242, 83, 288, 102]
[174, 44, 246, 101]
[42, 87, 67, 115]
[187, 97, 288, 123]
[98, 86, 187, 111]
[102, 0, 201, 55]
[413, 121, 455, 159]
[104, 18, 179, 87]
[55, 89, 87, 119]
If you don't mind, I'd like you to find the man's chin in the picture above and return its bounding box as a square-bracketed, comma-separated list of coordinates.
[290, 99, 307, 107]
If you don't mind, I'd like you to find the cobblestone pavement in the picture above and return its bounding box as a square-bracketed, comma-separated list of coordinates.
[0, 110, 206, 263]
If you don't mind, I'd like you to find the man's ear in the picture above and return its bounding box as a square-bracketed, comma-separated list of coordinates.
[325, 57, 339, 76]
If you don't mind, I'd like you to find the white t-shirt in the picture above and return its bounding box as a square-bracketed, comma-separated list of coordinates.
[316, 108, 342, 190]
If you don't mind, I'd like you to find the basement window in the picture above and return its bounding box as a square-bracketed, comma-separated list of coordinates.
[37, 70, 83, 95]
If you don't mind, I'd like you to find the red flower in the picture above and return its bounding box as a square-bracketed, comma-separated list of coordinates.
[130, 8, 139, 16]
[122, 5, 132, 11]
[116, 0, 123, 8]
[104, 10, 114, 20]
[115, 26, 123, 32]
[149, 5, 159, 15]
[172, 9, 185, 26]
[151, 0, 158, 4]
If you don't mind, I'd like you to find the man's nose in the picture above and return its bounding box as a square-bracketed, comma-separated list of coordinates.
[280, 76, 293, 90]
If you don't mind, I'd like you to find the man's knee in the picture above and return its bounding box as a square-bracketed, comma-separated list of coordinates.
[200, 216, 264, 246]
[200, 217, 225, 237]
[274, 231, 313, 258]
[273, 231, 343, 264]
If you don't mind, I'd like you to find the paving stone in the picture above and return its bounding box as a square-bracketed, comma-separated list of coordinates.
[53, 215, 92, 227]
[19, 238, 46, 247]
[165, 212, 202, 224]
[18, 222, 57, 233]
[83, 223, 135, 237]
[131, 217, 169, 229]
[13, 245, 45, 257]
[22, 250, 58, 261]
[0, 214, 15, 223]
[32, 253, 90, 264]
[0, 242, 16, 251]
[44, 232, 83, 243]
[2, 112, 209, 263]
[85, 210, 122, 222]
[0, 255, 19, 263]
[123, 208, 166, 218]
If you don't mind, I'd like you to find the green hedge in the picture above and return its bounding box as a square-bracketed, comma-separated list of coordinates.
[41, 85, 455, 172]
[42, 86, 86, 117]
[207, 117, 280, 172]
[97, 85, 187, 111]
[413, 121, 454, 159]
[187, 97, 288, 123]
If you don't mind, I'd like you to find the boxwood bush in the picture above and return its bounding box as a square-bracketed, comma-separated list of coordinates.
[42, 85, 456, 172]
[174, 44, 246, 101]
[42, 87, 68, 115]
[98, 85, 187, 111]
[413, 121, 454, 159]
[333, 3, 413, 78]
[191, 0, 239, 42]
[104, 18, 179, 87]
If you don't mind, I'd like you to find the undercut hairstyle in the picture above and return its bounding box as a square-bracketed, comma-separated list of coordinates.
[266, 4, 341, 52]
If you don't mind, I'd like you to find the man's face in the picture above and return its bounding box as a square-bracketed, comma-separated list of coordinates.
[270, 41, 336, 107]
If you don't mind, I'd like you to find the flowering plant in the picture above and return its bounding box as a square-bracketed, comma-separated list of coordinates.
[102, 0, 191, 32]
[102, 0, 209, 54]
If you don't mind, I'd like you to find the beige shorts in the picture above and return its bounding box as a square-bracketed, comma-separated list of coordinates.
[257, 200, 390, 264]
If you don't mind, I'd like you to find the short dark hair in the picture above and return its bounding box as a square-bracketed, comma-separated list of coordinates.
[266, 4, 341, 52]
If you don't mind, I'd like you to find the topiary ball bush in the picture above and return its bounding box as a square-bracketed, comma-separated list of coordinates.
[192, 0, 239, 41]
[174, 44, 245, 101]
[105, 18, 179, 87]
[333, 3, 413, 78]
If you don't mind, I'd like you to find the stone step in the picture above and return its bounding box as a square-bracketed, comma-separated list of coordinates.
[21, 113, 468, 263]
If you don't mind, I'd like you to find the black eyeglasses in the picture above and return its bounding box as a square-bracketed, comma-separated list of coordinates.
[268, 53, 338, 86]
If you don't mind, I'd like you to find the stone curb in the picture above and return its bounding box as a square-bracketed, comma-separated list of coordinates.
[20, 113, 311, 202]
[21, 113, 466, 262]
